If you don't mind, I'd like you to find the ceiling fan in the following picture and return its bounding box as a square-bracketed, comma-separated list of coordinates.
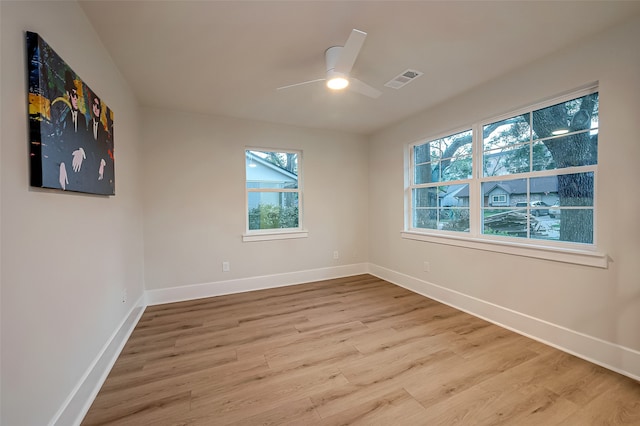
[277, 29, 382, 99]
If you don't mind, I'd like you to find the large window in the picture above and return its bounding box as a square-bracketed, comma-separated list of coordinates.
[408, 87, 599, 251]
[245, 149, 304, 239]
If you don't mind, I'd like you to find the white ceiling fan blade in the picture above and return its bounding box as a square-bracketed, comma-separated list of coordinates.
[349, 78, 382, 99]
[277, 78, 325, 91]
[334, 29, 366, 75]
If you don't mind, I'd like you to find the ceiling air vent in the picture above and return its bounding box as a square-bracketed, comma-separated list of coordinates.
[384, 69, 423, 89]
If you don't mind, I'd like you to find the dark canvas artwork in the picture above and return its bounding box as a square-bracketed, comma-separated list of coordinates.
[27, 31, 115, 195]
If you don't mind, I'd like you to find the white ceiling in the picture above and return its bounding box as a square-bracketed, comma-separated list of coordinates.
[79, 1, 640, 135]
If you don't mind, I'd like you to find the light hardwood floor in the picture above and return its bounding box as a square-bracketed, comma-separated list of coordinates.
[82, 274, 640, 425]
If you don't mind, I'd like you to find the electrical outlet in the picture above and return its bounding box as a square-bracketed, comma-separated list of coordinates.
[222, 261, 230, 272]
[333, 251, 339, 260]
[121, 288, 127, 303]
[423, 261, 431, 272]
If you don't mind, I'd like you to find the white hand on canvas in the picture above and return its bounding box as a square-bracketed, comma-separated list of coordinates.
[72, 147, 86, 172]
[59, 162, 69, 190]
[98, 158, 106, 180]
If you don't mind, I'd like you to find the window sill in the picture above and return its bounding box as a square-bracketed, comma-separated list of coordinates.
[401, 231, 608, 268]
[243, 230, 309, 242]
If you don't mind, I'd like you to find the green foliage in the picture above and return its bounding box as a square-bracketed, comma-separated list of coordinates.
[442, 157, 472, 181]
[414, 208, 469, 232]
[249, 204, 298, 230]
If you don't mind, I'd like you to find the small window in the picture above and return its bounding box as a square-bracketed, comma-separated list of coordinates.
[490, 194, 507, 205]
[245, 149, 305, 240]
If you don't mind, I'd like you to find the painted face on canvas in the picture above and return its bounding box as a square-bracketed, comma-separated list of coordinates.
[92, 97, 101, 119]
[70, 88, 79, 110]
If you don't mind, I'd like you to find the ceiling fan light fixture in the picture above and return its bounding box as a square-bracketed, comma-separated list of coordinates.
[327, 76, 349, 90]
[277, 29, 381, 98]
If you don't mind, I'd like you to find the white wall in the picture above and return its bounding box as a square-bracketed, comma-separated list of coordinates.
[141, 108, 369, 293]
[0, 2, 145, 425]
[368, 16, 640, 377]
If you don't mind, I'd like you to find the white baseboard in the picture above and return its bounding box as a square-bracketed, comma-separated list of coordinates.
[146, 263, 370, 306]
[50, 297, 147, 426]
[368, 263, 640, 381]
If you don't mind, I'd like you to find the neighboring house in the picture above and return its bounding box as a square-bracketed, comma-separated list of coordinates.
[456, 176, 558, 207]
[246, 152, 298, 210]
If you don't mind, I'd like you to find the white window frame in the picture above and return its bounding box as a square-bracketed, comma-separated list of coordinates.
[403, 85, 607, 268]
[406, 128, 473, 237]
[243, 147, 308, 242]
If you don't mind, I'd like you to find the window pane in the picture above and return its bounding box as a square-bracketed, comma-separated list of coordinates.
[482, 178, 526, 207]
[556, 172, 594, 206]
[441, 130, 473, 160]
[532, 93, 599, 139]
[483, 208, 529, 237]
[413, 187, 438, 208]
[439, 184, 469, 208]
[532, 209, 593, 244]
[532, 133, 597, 170]
[413, 142, 432, 164]
[417, 157, 473, 183]
[248, 192, 299, 230]
[414, 163, 433, 184]
[413, 184, 469, 232]
[413, 130, 472, 184]
[414, 208, 437, 229]
[246, 150, 298, 189]
[441, 156, 472, 181]
[439, 208, 470, 232]
[483, 114, 531, 151]
[531, 93, 598, 170]
[414, 207, 469, 232]
[531, 141, 555, 171]
[484, 145, 530, 176]
[529, 176, 558, 206]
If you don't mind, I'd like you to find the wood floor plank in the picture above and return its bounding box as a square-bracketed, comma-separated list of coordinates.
[414, 382, 578, 426]
[82, 274, 640, 425]
[188, 365, 349, 423]
[82, 390, 191, 426]
[556, 376, 640, 425]
[318, 388, 429, 425]
[404, 343, 541, 408]
[225, 397, 322, 426]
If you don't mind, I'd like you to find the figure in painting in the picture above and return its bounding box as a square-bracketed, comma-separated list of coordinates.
[88, 92, 114, 193]
[58, 70, 88, 190]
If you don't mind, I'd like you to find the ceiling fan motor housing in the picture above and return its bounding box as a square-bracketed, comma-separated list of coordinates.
[325, 46, 349, 88]
[325, 46, 346, 75]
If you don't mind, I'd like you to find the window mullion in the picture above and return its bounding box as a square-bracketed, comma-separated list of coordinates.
[470, 124, 482, 237]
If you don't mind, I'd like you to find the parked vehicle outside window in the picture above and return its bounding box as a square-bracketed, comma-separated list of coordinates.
[515, 201, 549, 216]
